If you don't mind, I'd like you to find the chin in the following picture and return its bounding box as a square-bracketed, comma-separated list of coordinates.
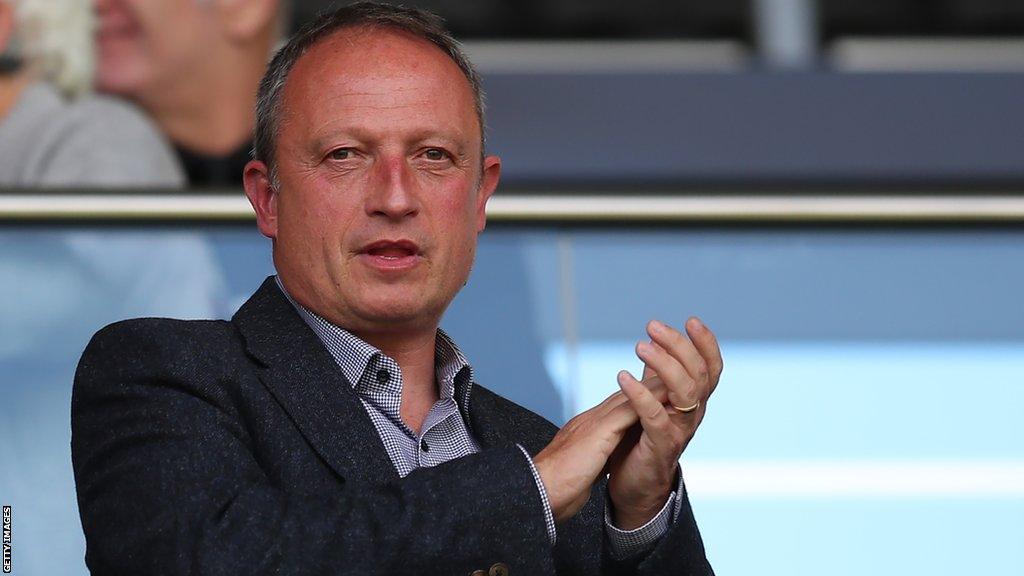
[356, 293, 445, 330]
[361, 302, 430, 326]
[94, 55, 148, 96]
[96, 71, 132, 95]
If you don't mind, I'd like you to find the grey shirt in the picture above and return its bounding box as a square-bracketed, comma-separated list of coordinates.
[0, 82, 183, 187]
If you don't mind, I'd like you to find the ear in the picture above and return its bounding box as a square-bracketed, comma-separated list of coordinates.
[243, 159, 279, 239]
[0, 1, 14, 54]
[475, 155, 501, 233]
[214, 0, 279, 43]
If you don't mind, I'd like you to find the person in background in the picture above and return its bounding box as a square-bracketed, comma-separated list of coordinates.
[0, 0, 182, 187]
[94, 0, 285, 188]
[0, 3, 229, 575]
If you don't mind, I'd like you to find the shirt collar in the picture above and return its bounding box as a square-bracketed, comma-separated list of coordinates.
[273, 275, 474, 411]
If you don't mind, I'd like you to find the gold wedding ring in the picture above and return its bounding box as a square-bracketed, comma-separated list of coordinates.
[671, 400, 700, 414]
[643, 375, 700, 414]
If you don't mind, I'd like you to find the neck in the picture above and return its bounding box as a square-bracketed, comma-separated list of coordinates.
[135, 41, 269, 156]
[0, 71, 31, 121]
[360, 325, 439, 392]
[359, 326, 440, 435]
[276, 272, 446, 434]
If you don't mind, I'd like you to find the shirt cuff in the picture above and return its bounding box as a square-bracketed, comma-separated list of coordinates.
[604, 468, 686, 559]
[517, 444, 557, 546]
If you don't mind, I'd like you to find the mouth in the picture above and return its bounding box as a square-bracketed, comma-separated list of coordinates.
[360, 239, 420, 258]
[358, 239, 423, 271]
[96, 9, 136, 41]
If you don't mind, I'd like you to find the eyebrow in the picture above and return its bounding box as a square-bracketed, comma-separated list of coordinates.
[309, 125, 472, 155]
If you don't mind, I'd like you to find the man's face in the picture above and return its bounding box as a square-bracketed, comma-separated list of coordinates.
[93, 0, 216, 96]
[253, 28, 500, 336]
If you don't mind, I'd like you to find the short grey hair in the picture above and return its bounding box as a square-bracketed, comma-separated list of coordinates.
[252, 1, 486, 184]
[0, 0, 94, 98]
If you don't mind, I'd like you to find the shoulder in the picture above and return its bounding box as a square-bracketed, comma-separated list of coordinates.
[73, 318, 253, 429]
[39, 93, 185, 187]
[86, 316, 233, 346]
[69, 94, 162, 143]
[77, 317, 238, 383]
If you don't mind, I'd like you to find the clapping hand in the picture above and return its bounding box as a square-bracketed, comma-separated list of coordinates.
[533, 317, 721, 528]
[606, 318, 723, 529]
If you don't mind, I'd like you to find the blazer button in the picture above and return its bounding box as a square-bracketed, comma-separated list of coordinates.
[489, 563, 510, 576]
[470, 571, 487, 576]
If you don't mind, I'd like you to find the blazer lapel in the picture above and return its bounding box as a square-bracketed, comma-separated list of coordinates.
[466, 384, 552, 457]
[232, 277, 399, 484]
[466, 390, 515, 451]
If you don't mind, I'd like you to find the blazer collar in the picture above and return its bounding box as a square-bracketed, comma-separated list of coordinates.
[232, 277, 399, 483]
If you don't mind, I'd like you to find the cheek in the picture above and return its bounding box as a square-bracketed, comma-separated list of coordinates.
[434, 177, 480, 217]
[97, 32, 171, 92]
[436, 191, 481, 267]
[136, 9, 211, 76]
[279, 189, 353, 254]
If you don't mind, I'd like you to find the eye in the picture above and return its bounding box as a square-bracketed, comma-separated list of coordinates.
[423, 148, 449, 161]
[328, 148, 353, 161]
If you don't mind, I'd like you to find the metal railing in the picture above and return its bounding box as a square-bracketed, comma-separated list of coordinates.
[3, 191, 1024, 223]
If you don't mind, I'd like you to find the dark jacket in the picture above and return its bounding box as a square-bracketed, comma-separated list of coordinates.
[72, 277, 713, 575]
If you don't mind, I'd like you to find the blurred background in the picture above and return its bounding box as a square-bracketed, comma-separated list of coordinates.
[1, 0, 1022, 574]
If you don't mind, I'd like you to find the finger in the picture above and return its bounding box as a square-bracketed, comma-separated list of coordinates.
[637, 374, 670, 406]
[641, 361, 657, 381]
[595, 376, 670, 422]
[636, 340, 698, 410]
[686, 317, 724, 395]
[593, 393, 641, 435]
[647, 320, 709, 389]
[591, 391, 633, 429]
[603, 379, 668, 425]
[642, 373, 701, 420]
[617, 370, 678, 452]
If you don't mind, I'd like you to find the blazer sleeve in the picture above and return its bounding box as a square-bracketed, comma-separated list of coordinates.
[71, 321, 556, 575]
[600, 480, 716, 576]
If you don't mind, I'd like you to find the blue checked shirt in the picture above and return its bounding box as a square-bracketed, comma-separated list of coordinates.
[276, 277, 680, 558]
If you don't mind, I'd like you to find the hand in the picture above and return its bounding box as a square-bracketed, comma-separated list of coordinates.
[534, 380, 670, 524]
[607, 317, 723, 530]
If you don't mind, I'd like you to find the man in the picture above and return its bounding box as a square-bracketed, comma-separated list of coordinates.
[72, 3, 723, 574]
[93, 0, 284, 186]
[0, 0, 182, 186]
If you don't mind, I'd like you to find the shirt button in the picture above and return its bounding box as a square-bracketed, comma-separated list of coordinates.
[489, 563, 510, 576]
[470, 571, 487, 576]
[420, 439, 430, 452]
[376, 369, 390, 384]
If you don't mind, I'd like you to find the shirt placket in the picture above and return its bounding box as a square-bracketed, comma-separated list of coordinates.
[417, 395, 460, 468]
[359, 356, 420, 465]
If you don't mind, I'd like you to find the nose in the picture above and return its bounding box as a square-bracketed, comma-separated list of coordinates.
[366, 154, 419, 221]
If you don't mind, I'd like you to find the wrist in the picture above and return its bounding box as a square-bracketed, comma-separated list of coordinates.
[611, 502, 663, 531]
[610, 484, 673, 530]
[533, 450, 574, 523]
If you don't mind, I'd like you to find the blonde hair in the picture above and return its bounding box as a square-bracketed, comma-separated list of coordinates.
[6, 0, 94, 98]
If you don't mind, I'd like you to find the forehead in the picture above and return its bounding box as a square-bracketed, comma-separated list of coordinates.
[280, 27, 479, 141]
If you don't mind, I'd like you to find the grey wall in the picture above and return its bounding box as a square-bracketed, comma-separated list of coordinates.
[484, 72, 1024, 186]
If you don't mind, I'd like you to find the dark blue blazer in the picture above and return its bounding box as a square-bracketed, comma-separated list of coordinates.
[72, 277, 713, 575]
